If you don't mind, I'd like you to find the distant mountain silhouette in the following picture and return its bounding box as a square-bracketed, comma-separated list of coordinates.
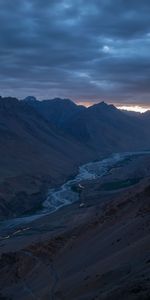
[120, 109, 141, 117]
[24, 97, 150, 152]
[24, 96, 85, 128]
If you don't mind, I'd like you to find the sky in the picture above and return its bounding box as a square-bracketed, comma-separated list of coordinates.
[0, 0, 150, 110]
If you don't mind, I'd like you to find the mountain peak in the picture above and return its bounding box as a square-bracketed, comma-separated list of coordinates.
[88, 101, 116, 112]
[24, 96, 38, 102]
[0, 96, 19, 107]
[45, 98, 77, 107]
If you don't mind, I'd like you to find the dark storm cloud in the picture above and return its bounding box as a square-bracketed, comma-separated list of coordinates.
[0, 0, 150, 105]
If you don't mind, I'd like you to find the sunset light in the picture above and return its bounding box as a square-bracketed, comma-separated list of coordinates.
[77, 102, 150, 113]
[77, 101, 93, 107]
[117, 105, 149, 113]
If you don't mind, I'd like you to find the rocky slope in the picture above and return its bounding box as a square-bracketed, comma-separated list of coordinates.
[0, 97, 95, 219]
[0, 154, 150, 300]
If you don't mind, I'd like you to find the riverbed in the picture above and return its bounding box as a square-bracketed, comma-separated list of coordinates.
[1, 151, 150, 230]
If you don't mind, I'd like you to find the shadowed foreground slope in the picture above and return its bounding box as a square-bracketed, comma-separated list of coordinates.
[0, 155, 150, 300]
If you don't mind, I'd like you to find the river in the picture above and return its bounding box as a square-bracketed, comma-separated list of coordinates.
[1, 151, 150, 230]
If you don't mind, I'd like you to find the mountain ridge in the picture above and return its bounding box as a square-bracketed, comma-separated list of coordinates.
[0, 96, 150, 219]
[22, 96, 150, 151]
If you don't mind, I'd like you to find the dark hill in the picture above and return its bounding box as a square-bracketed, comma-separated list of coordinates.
[0, 97, 94, 219]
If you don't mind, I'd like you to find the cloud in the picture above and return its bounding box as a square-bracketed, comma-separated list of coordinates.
[0, 0, 150, 105]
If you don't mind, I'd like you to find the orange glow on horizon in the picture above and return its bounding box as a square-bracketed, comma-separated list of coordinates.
[77, 101, 93, 107]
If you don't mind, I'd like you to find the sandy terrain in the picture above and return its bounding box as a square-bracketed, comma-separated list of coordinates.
[0, 154, 150, 300]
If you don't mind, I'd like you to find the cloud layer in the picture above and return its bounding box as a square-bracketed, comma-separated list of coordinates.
[0, 0, 150, 105]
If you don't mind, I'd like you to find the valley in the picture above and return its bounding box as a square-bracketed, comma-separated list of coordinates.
[0, 97, 150, 300]
[0, 152, 150, 299]
[1, 1, 150, 299]
[0, 151, 150, 232]
[0, 96, 150, 221]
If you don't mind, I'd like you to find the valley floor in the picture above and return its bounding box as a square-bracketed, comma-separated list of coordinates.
[0, 154, 150, 300]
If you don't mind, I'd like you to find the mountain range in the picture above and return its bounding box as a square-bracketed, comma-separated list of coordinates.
[24, 96, 150, 152]
[0, 95, 150, 219]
